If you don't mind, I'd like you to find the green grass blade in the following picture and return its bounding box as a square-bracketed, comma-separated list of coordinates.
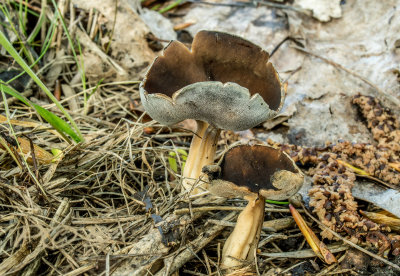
[33, 104, 78, 142]
[27, 1, 47, 44]
[265, 199, 289, 205]
[51, 0, 89, 116]
[17, 0, 28, 37]
[168, 152, 178, 173]
[0, 29, 83, 143]
[89, 78, 104, 98]
[168, 149, 187, 173]
[0, 83, 77, 143]
[9, 1, 39, 17]
[0, 3, 34, 64]
[6, 17, 57, 85]
[51, 0, 86, 90]
[0, 83, 30, 105]
[40, 9, 56, 55]
[159, 0, 184, 13]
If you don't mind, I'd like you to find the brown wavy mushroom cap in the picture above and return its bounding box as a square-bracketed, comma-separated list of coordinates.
[204, 144, 304, 200]
[140, 30, 285, 131]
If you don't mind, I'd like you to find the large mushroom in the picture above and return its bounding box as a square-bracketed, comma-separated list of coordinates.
[203, 144, 304, 271]
[140, 30, 285, 194]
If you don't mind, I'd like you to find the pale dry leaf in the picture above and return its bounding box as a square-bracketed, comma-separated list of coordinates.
[295, 0, 342, 22]
[139, 8, 177, 42]
[71, 0, 156, 80]
[263, 103, 297, 130]
[352, 182, 400, 219]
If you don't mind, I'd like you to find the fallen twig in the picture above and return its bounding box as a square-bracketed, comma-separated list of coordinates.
[259, 244, 347, 259]
[174, 206, 301, 215]
[155, 212, 236, 275]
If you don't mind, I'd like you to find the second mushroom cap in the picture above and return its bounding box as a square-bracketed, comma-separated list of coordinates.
[204, 144, 304, 200]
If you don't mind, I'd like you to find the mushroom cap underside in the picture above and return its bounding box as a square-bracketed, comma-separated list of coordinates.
[205, 144, 304, 200]
[141, 81, 280, 131]
[140, 30, 285, 131]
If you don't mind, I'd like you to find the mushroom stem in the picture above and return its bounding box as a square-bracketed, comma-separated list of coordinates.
[221, 195, 265, 270]
[182, 121, 220, 194]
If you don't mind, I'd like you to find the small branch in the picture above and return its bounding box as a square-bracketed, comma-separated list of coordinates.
[175, 206, 302, 215]
[155, 212, 237, 275]
[259, 244, 347, 259]
[11, 0, 42, 12]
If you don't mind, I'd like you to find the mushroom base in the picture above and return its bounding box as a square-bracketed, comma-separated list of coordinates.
[182, 121, 220, 194]
[221, 195, 265, 271]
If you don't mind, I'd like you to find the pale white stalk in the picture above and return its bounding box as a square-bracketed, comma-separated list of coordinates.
[182, 121, 220, 194]
[221, 195, 265, 270]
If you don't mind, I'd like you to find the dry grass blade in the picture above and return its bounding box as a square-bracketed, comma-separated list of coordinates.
[337, 160, 400, 191]
[0, 114, 60, 136]
[0, 243, 33, 274]
[289, 204, 337, 264]
[9, 136, 53, 164]
[336, 159, 369, 176]
[259, 244, 347, 259]
[360, 210, 400, 231]
[262, 217, 294, 231]
[389, 163, 400, 173]
[175, 206, 299, 215]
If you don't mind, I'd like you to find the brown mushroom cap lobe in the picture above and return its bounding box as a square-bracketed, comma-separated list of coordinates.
[143, 30, 282, 111]
[193, 31, 282, 110]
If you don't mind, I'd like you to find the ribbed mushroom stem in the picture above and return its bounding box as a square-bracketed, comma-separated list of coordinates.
[182, 121, 220, 194]
[221, 195, 265, 270]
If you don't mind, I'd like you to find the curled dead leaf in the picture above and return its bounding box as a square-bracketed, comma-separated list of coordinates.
[365, 231, 391, 257]
[0, 136, 53, 164]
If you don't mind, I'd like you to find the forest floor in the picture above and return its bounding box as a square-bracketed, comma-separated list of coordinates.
[0, 0, 400, 275]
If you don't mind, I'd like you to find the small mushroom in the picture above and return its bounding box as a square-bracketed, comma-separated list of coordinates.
[140, 30, 285, 194]
[203, 144, 304, 271]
